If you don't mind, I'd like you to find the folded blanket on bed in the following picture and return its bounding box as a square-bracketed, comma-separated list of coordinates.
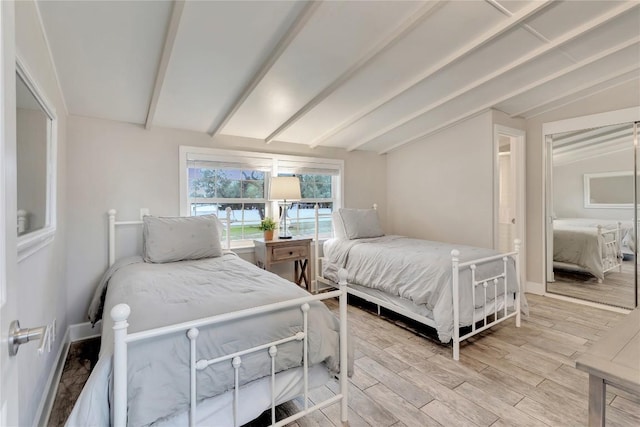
[72, 254, 351, 427]
[323, 235, 523, 343]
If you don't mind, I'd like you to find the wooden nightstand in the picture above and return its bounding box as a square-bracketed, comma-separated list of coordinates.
[254, 237, 311, 289]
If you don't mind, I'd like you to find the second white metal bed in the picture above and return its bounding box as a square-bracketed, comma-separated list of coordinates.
[552, 219, 623, 282]
[312, 205, 522, 361]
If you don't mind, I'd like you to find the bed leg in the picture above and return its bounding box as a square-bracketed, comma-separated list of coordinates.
[112, 304, 131, 427]
[338, 269, 349, 425]
[453, 339, 460, 361]
[376, 304, 380, 316]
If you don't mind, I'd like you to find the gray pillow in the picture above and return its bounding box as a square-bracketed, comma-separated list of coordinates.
[143, 215, 223, 263]
[332, 211, 348, 239]
[338, 208, 384, 239]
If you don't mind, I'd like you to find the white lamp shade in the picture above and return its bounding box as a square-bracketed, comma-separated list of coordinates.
[269, 176, 301, 201]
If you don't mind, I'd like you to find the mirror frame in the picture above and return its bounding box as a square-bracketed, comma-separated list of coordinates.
[542, 106, 640, 306]
[16, 55, 57, 261]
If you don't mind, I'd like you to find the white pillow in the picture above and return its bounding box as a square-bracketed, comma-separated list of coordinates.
[143, 215, 223, 263]
[338, 208, 384, 239]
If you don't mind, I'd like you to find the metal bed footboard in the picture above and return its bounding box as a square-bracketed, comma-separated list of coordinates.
[111, 279, 349, 427]
[598, 223, 623, 277]
[313, 204, 521, 361]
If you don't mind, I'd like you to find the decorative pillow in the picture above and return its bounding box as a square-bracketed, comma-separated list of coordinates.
[143, 215, 223, 263]
[338, 208, 384, 240]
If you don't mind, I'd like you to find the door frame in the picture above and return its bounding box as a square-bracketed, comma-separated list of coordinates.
[542, 107, 640, 305]
[1, 0, 19, 424]
[493, 125, 526, 284]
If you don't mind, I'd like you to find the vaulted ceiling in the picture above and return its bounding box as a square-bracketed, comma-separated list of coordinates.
[37, 0, 640, 154]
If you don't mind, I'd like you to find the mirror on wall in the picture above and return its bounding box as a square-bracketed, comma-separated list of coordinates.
[16, 58, 57, 260]
[584, 171, 635, 207]
[545, 114, 638, 310]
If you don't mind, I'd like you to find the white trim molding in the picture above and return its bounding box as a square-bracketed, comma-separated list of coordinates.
[15, 53, 58, 262]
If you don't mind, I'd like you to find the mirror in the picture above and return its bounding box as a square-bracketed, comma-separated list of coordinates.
[544, 110, 638, 310]
[584, 171, 635, 208]
[16, 58, 57, 260]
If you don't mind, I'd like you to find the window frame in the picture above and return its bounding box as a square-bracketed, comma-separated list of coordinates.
[179, 146, 344, 248]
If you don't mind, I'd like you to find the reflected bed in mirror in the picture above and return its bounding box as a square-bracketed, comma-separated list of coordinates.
[16, 57, 57, 261]
[544, 110, 639, 310]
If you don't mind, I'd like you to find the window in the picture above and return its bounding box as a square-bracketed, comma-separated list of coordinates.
[180, 147, 343, 247]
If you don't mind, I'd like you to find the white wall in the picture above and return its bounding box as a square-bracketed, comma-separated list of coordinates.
[554, 148, 634, 220]
[65, 115, 386, 324]
[386, 111, 496, 248]
[14, 1, 68, 425]
[526, 79, 640, 285]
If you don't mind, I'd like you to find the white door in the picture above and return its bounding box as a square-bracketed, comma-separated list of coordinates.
[1, 1, 19, 425]
[494, 125, 526, 281]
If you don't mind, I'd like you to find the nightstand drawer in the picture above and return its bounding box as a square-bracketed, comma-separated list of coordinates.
[272, 245, 308, 261]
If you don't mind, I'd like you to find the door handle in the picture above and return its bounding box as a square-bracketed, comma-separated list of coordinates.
[8, 320, 52, 356]
[511, 218, 516, 224]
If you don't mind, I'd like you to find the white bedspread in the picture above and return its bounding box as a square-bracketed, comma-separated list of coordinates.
[322, 235, 521, 343]
[68, 254, 347, 427]
[553, 219, 625, 280]
[554, 218, 635, 253]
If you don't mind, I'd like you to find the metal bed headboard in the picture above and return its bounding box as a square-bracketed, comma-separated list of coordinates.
[107, 208, 233, 267]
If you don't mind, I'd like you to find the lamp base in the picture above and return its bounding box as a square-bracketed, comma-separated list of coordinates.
[278, 235, 293, 239]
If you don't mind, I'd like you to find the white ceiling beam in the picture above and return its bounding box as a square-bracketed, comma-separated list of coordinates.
[553, 124, 631, 147]
[515, 67, 640, 118]
[263, 1, 445, 144]
[145, 0, 185, 130]
[485, 0, 578, 63]
[378, 38, 640, 154]
[554, 139, 634, 166]
[207, 1, 321, 137]
[308, 0, 553, 148]
[554, 128, 632, 153]
[347, 1, 637, 152]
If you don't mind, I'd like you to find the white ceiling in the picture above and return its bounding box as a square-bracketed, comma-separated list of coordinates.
[37, 0, 640, 154]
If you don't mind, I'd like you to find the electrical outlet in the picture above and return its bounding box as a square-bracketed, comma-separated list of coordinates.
[140, 208, 150, 219]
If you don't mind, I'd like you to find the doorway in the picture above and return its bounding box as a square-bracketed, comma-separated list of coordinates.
[494, 126, 526, 279]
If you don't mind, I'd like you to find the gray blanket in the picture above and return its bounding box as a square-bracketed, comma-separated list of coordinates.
[76, 254, 347, 427]
[553, 224, 618, 280]
[322, 236, 521, 343]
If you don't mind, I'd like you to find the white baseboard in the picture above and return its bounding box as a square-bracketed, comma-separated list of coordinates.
[526, 281, 545, 295]
[69, 320, 102, 341]
[35, 321, 102, 427]
[34, 328, 69, 427]
[543, 292, 631, 314]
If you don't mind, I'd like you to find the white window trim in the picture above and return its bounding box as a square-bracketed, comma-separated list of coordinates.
[179, 146, 344, 248]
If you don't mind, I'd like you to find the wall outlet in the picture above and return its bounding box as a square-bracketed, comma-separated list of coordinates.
[140, 208, 150, 219]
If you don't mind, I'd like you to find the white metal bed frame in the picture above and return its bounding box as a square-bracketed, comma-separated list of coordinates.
[553, 222, 622, 283]
[313, 204, 521, 361]
[106, 209, 349, 427]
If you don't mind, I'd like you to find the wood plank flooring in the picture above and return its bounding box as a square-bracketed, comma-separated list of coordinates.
[53, 295, 640, 426]
[276, 295, 639, 427]
[547, 259, 637, 309]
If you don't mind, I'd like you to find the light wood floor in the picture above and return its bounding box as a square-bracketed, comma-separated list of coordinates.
[548, 259, 637, 309]
[54, 295, 640, 426]
[273, 294, 640, 427]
